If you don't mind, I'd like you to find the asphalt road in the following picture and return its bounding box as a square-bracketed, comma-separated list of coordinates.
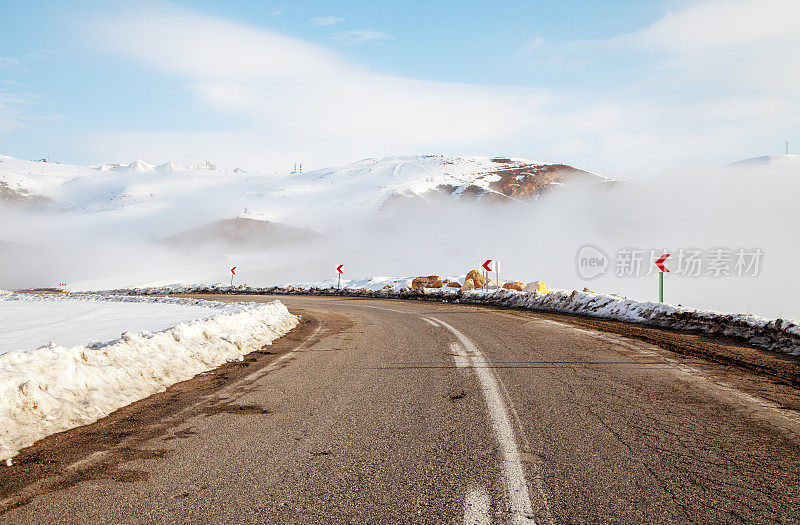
[2, 295, 800, 524]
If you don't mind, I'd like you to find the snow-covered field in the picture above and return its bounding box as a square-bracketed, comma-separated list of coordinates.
[0, 294, 298, 463]
[0, 294, 238, 355]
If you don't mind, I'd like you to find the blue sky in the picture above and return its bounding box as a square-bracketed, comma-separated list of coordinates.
[1, 0, 798, 175]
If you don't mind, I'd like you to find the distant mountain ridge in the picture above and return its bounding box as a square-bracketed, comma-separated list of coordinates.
[0, 153, 616, 248]
[162, 217, 321, 252]
[298, 155, 614, 208]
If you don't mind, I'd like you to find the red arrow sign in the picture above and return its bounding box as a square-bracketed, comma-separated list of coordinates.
[655, 254, 670, 272]
[230, 266, 237, 275]
[336, 265, 344, 274]
[482, 259, 493, 272]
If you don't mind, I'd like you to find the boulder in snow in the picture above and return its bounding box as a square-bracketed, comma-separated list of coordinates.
[502, 282, 525, 291]
[524, 281, 550, 294]
[411, 275, 443, 289]
[465, 269, 486, 288]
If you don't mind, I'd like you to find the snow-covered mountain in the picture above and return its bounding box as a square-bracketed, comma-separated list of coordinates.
[0, 153, 618, 290]
[729, 153, 800, 168]
[298, 155, 613, 208]
[0, 153, 613, 231]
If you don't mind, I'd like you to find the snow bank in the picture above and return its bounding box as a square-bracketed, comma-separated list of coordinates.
[0, 296, 298, 462]
[458, 288, 800, 356]
[0, 294, 241, 355]
[108, 282, 800, 357]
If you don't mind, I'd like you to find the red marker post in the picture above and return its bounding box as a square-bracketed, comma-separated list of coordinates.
[655, 254, 670, 302]
[336, 264, 344, 290]
[482, 260, 492, 291]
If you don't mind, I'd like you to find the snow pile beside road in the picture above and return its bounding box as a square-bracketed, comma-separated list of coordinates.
[0, 297, 298, 462]
[108, 282, 800, 357]
[285, 276, 418, 291]
[0, 293, 243, 354]
[458, 288, 800, 356]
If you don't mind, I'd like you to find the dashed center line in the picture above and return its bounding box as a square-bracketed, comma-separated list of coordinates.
[464, 486, 491, 525]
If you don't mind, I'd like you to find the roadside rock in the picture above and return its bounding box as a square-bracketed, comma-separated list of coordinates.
[465, 270, 486, 288]
[486, 279, 504, 289]
[583, 286, 594, 293]
[461, 279, 476, 291]
[446, 281, 461, 288]
[524, 281, 549, 294]
[412, 275, 444, 289]
[502, 282, 525, 291]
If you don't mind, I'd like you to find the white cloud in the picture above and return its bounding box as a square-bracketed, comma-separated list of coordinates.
[517, 0, 800, 166]
[0, 57, 19, 69]
[0, 57, 29, 74]
[519, 37, 566, 66]
[78, 1, 800, 176]
[310, 16, 345, 27]
[613, 0, 800, 53]
[82, 4, 552, 170]
[0, 90, 37, 133]
[331, 30, 395, 45]
[520, 37, 548, 52]
[591, 0, 800, 95]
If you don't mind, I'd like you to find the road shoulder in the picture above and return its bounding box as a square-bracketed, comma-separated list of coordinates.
[0, 309, 349, 515]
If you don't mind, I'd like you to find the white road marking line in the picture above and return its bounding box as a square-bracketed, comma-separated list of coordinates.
[422, 317, 441, 327]
[430, 316, 549, 524]
[450, 341, 470, 368]
[464, 486, 491, 525]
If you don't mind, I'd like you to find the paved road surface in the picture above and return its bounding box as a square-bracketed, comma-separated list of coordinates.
[2, 295, 800, 523]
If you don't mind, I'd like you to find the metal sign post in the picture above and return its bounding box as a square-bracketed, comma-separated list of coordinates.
[655, 254, 670, 302]
[230, 266, 237, 288]
[336, 265, 344, 289]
